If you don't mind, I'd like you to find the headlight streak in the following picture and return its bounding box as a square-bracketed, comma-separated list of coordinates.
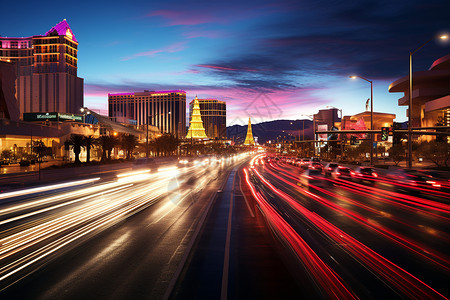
[0, 154, 250, 288]
[0, 184, 134, 250]
[249, 164, 448, 299]
[0, 180, 131, 217]
[0, 184, 164, 283]
[243, 168, 357, 300]
[0, 184, 133, 226]
[263, 162, 450, 271]
[0, 178, 101, 200]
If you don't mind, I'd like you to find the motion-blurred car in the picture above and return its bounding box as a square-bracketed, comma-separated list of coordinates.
[387, 169, 444, 192]
[300, 158, 312, 169]
[133, 157, 158, 171]
[177, 157, 195, 167]
[332, 166, 354, 180]
[351, 167, 378, 184]
[309, 162, 323, 171]
[323, 163, 339, 177]
[419, 170, 450, 191]
[298, 168, 324, 189]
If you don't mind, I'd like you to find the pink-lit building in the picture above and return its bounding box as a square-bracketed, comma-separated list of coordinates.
[0, 20, 83, 117]
[108, 90, 186, 138]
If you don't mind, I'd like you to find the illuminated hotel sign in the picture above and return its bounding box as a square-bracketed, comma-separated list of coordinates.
[66, 28, 73, 40]
[23, 112, 83, 122]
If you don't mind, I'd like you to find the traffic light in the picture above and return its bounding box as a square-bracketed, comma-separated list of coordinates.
[381, 127, 389, 141]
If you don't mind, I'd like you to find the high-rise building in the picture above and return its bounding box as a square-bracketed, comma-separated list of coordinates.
[0, 20, 83, 117]
[108, 90, 186, 138]
[188, 98, 226, 139]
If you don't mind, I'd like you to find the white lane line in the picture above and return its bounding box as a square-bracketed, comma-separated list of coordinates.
[221, 169, 236, 300]
[162, 169, 232, 300]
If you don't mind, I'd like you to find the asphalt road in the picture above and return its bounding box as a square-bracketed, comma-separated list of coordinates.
[0, 154, 251, 299]
[1, 153, 449, 299]
[243, 155, 450, 299]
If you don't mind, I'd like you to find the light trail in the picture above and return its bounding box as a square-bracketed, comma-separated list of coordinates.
[262, 163, 450, 271]
[243, 168, 357, 300]
[0, 178, 100, 200]
[249, 164, 448, 298]
[0, 153, 251, 289]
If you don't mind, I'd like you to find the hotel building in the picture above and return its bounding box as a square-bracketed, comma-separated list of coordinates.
[389, 54, 450, 142]
[189, 98, 226, 139]
[108, 90, 186, 138]
[0, 19, 83, 117]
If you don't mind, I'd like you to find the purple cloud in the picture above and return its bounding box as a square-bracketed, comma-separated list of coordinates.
[121, 41, 187, 61]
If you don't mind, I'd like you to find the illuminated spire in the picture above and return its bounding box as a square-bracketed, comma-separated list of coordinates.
[244, 117, 255, 145]
[186, 96, 208, 139]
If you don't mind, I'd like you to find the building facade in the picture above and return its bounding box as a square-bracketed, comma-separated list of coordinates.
[389, 54, 450, 141]
[313, 108, 341, 140]
[341, 111, 396, 142]
[108, 90, 186, 138]
[189, 98, 226, 139]
[0, 20, 83, 117]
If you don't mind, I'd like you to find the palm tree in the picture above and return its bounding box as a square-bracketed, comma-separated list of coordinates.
[83, 135, 96, 163]
[155, 133, 179, 156]
[68, 134, 85, 164]
[98, 135, 118, 161]
[121, 134, 138, 159]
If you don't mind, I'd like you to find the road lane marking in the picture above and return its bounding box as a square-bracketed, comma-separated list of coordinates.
[162, 168, 233, 300]
[221, 169, 236, 300]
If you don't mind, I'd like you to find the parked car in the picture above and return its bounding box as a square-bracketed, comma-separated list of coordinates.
[19, 160, 31, 167]
[133, 157, 158, 171]
[351, 167, 378, 184]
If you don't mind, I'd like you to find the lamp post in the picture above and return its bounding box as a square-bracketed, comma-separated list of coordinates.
[147, 111, 171, 158]
[326, 106, 343, 160]
[350, 75, 373, 166]
[407, 34, 448, 169]
[301, 114, 315, 156]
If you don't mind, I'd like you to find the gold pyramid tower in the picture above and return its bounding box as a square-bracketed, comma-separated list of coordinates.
[186, 96, 208, 139]
[244, 117, 255, 145]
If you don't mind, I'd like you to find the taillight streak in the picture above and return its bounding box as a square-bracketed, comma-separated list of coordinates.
[243, 168, 357, 300]
[250, 168, 447, 298]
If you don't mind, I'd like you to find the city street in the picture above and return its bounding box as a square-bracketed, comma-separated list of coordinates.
[1, 153, 449, 299]
[0, 155, 251, 298]
[243, 154, 449, 299]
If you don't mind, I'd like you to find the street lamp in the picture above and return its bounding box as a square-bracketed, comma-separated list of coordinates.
[147, 111, 171, 158]
[350, 75, 373, 166]
[326, 106, 344, 160]
[407, 34, 448, 168]
[301, 114, 315, 156]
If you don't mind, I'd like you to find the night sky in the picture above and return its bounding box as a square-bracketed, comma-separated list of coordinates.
[1, 0, 449, 125]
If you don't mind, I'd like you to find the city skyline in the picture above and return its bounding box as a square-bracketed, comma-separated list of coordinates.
[1, 0, 449, 125]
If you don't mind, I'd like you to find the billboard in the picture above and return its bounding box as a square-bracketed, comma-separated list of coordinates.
[317, 124, 328, 141]
[23, 112, 83, 122]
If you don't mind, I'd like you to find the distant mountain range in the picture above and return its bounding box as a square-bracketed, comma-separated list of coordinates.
[227, 119, 313, 144]
[226, 119, 408, 144]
